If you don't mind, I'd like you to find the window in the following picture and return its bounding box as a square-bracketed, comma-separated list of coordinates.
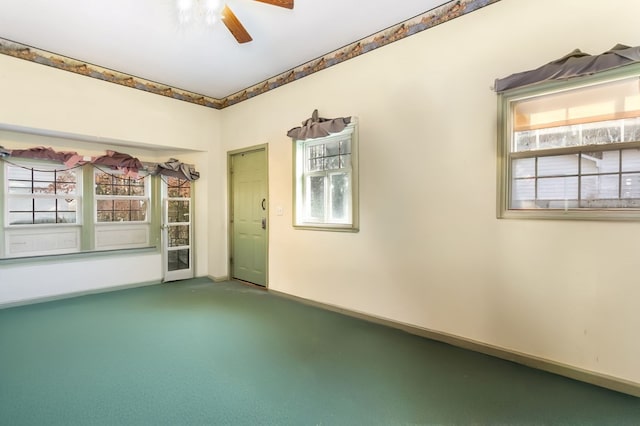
[94, 170, 149, 222]
[3, 161, 82, 257]
[6, 162, 81, 225]
[498, 71, 640, 219]
[93, 169, 151, 250]
[293, 120, 358, 231]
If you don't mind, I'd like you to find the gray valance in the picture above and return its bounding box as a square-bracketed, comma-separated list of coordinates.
[494, 44, 640, 92]
[287, 109, 351, 140]
[150, 158, 200, 181]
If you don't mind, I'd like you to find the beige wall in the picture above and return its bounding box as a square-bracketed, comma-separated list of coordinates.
[220, 0, 640, 384]
[0, 53, 221, 303]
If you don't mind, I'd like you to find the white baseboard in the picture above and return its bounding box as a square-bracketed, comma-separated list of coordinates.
[208, 275, 229, 282]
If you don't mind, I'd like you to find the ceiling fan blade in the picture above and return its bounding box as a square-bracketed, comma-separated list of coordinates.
[221, 5, 253, 44]
[254, 0, 294, 9]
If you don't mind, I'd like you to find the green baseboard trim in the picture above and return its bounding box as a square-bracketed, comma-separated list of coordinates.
[270, 289, 640, 398]
[0, 280, 161, 310]
[209, 275, 230, 283]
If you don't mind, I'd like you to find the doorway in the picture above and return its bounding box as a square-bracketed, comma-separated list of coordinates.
[229, 146, 268, 286]
[162, 176, 194, 282]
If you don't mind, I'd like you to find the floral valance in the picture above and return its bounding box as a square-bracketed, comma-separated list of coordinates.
[0, 146, 200, 181]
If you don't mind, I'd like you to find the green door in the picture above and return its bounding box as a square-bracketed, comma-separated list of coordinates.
[230, 148, 267, 286]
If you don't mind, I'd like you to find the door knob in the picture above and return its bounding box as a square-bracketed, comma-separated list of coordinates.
[261, 218, 266, 230]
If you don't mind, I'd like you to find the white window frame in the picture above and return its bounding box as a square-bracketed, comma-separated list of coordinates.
[293, 119, 359, 231]
[3, 159, 82, 257]
[498, 65, 640, 220]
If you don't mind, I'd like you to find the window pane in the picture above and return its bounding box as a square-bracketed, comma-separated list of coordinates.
[34, 198, 56, 211]
[623, 117, 640, 142]
[511, 178, 535, 206]
[325, 141, 339, 156]
[56, 181, 77, 195]
[621, 149, 640, 172]
[339, 154, 351, 169]
[340, 139, 351, 154]
[582, 121, 621, 145]
[168, 249, 190, 271]
[621, 173, 640, 199]
[114, 200, 132, 211]
[113, 185, 130, 195]
[581, 175, 619, 202]
[307, 144, 324, 159]
[308, 175, 325, 220]
[537, 127, 582, 150]
[8, 182, 32, 194]
[537, 176, 578, 201]
[7, 166, 31, 180]
[130, 211, 147, 221]
[167, 178, 191, 197]
[168, 225, 190, 247]
[168, 200, 190, 223]
[114, 210, 130, 221]
[312, 158, 326, 172]
[582, 151, 619, 174]
[325, 156, 340, 170]
[34, 212, 56, 224]
[57, 212, 77, 224]
[97, 211, 113, 222]
[97, 199, 114, 211]
[513, 77, 640, 132]
[97, 200, 124, 222]
[513, 158, 535, 178]
[8, 212, 33, 225]
[8, 197, 33, 212]
[330, 173, 349, 221]
[131, 200, 148, 212]
[33, 180, 55, 194]
[514, 131, 537, 152]
[130, 184, 145, 196]
[538, 155, 578, 177]
[33, 170, 55, 182]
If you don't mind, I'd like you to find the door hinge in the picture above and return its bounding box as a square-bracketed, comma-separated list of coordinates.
[230, 257, 234, 264]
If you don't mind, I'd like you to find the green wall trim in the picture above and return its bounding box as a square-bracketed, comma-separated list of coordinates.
[269, 289, 640, 398]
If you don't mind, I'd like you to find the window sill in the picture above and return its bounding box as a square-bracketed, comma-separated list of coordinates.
[499, 209, 640, 221]
[0, 246, 158, 265]
[294, 223, 359, 232]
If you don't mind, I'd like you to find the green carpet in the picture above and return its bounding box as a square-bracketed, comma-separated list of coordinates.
[0, 278, 638, 425]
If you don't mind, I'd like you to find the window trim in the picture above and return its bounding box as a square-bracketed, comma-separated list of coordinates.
[293, 119, 359, 232]
[4, 159, 83, 227]
[2, 159, 84, 258]
[497, 63, 640, 221]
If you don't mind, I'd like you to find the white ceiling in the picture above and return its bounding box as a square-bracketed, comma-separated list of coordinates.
[0, 0, 450, 99]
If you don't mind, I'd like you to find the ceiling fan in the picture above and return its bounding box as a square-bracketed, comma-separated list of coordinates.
[176, 0, 294, 44]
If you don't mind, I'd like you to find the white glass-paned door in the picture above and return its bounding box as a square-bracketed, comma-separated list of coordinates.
[162, 177, 193, 282]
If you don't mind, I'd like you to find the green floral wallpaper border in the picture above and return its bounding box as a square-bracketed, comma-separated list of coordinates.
[0, 0, 500, 110]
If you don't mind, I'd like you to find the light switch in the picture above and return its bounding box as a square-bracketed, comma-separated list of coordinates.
[276, 206, 284, 216]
